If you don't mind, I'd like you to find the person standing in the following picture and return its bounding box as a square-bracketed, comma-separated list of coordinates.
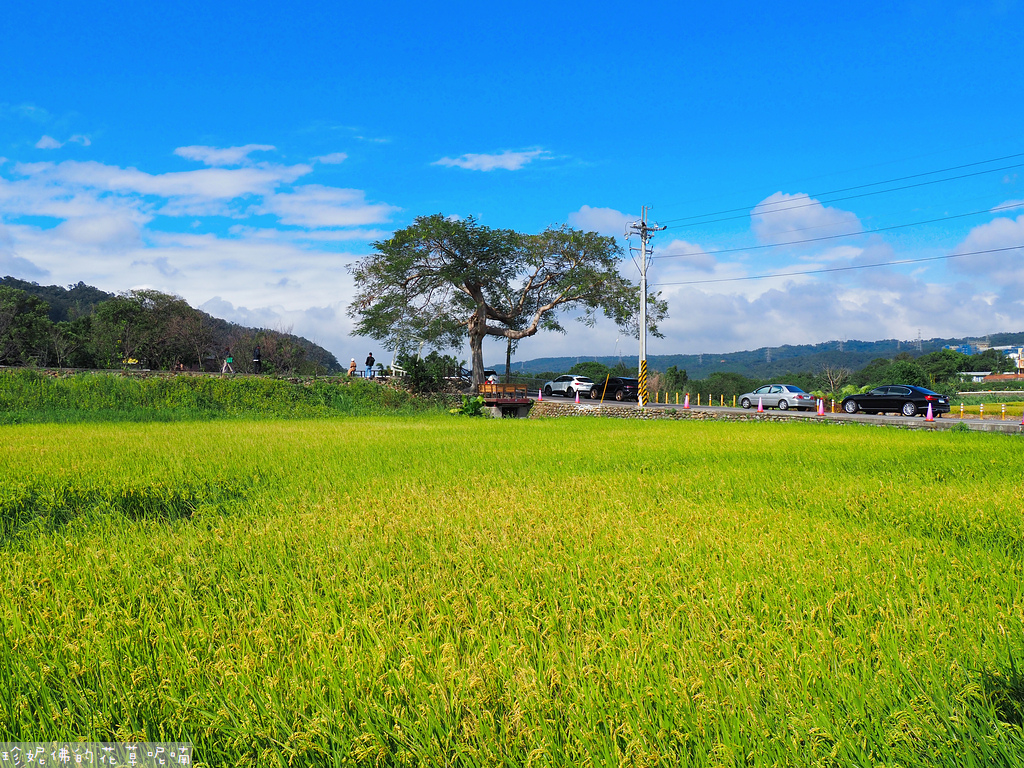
[348, 358, 357, 376]
[252, 344, 262, 374]
[365, 352, 375, 379]
[221, 348, 234, 374]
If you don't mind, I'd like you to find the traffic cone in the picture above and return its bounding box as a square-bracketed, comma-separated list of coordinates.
[538, 389, 543, 401]
[757, 397, 764, 413]
[817, 399, 825, 416]
[575, 390, 580, 404]
[926, 403, 934, 422]
[683, 393, 690, 409]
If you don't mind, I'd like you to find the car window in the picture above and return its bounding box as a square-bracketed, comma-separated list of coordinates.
[755, 386, 769, 394]
[576, 377, 593, 383]
[784, 386, 805, 393]
[892, 386, 912, 395]
[869, 387, 887, 395]
[556, 376, 568, 382]
[769, 385, 782, 394]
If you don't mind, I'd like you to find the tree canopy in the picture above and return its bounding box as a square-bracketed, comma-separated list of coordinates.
[0, 284, 339, 373]
[348, 214, 668, 390]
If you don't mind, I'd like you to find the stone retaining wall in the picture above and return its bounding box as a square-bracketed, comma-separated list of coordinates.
[529, 400, 1024, 433]
[529, 401, 804, 423]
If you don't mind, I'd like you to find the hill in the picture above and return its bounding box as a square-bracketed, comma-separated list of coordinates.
[1, 276, 340, 373]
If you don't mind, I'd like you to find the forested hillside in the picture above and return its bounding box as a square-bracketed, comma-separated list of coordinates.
[0, 277, 340, 373]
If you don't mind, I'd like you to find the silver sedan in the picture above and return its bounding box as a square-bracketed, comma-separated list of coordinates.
[739, 384, 817, 411]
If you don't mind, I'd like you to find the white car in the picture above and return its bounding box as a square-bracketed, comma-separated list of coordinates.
[543, 375, 595, 398]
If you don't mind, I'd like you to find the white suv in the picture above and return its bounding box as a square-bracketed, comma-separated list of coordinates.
[542, 375, 595, 398]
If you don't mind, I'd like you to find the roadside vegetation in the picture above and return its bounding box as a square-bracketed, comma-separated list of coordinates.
[2, 417, 1023, 765]
[0, 369, 445, 424]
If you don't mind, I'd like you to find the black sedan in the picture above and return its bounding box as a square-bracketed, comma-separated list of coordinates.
[840, 385, 950, 417]
[589, 376, 639, 401]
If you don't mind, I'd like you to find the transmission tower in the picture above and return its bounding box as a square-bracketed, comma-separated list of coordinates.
[626, 206, 665, 408]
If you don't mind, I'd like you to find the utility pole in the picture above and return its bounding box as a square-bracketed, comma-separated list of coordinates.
[627, 206, 665, 408]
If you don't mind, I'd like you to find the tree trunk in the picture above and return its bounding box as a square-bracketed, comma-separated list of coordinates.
[467, 301, 487, 394]
[505, 336, 512, 383]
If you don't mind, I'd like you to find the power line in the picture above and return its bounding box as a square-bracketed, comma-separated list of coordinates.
[652, 137, 1024, 215]
[657, 150, 1024, 227]
[651, 244, 1024, 287]
[652, 201, 1024, 260]
[659, 162, 1019, 231]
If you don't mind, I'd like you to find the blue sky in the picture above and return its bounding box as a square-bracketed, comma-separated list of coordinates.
[1, 1, 1022, 367]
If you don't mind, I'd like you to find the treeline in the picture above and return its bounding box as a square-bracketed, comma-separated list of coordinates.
[0, 277, 340, 374]
[550, 349, 1017, 400]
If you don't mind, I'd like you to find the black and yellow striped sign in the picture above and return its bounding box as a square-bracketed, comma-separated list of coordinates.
[638, 359, 648, 408]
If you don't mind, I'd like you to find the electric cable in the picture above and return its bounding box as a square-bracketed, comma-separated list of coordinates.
[651, 244, 1024, 287]
[651, 201, 1024, 260]
[661, 160, 1024, 230]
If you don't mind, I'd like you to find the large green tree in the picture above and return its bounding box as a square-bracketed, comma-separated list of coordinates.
[348, 214, 668, 390]
[0, 286, 53, 365]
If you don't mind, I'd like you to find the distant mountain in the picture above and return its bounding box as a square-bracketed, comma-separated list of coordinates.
[508, 332, 1024, 378]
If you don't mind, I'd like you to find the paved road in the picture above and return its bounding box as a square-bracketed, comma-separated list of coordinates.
[540, 395, 1023, 433]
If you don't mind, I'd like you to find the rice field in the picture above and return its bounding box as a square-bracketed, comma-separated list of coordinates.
[2, 416, 1023, 766]
[951, 401, 1024, 420]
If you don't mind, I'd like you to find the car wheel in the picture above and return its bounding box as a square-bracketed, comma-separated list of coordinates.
[589, 388, 600, 400]
[901, 401, 917, 417]
[740, 398, 751, 409]
[778, 399, 789, 411]
[615, 390, 625, 401]
[565, 387, 574, 398]
[843, 400, 858, 414]
[544, 386, 552, 396]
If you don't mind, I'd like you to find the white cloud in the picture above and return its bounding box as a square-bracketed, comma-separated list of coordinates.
[567, 205, 635, 237]
[654, 239, 717, 273]
[226, 225, 388, 242]
[751, 192, 862, 245]
[34, 134, 91, 150]
[1, 103, 51, 123]
[433, 149, 548, 171]
[257, 185, 399, 228]
[52, 215, 144, 250]
[0, 222, 48, 278]
[949, 214, 1024, 281]
[314, 152, 348, 165]
[12, 160, 312, 213]
[173, 144, 276, 167]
